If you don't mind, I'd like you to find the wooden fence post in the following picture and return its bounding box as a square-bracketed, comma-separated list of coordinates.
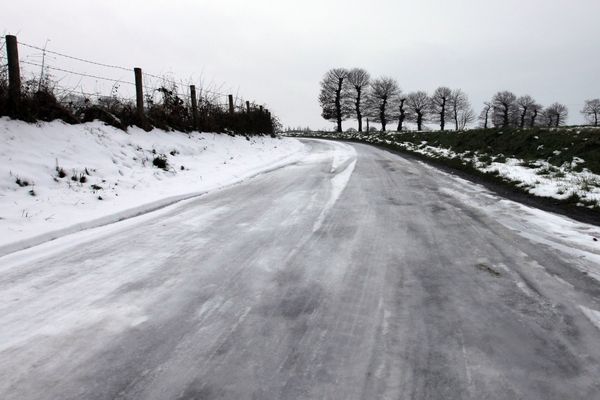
[134, 67, 144, 120]
[5, 35, 21, 117]
[246, 100, 250, 113]
[228, 95, 234, 114]
[190, 85, 198, 129]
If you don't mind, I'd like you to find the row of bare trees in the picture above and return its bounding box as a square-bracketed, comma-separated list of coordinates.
[319, 68, 474, 132]
[481, 94, 600, 129]
[479, 91, 570, 129]
[320, 68, 600, 132]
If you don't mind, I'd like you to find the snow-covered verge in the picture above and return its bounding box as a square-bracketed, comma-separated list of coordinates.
[394, 141, 600, 206]
[0, 118, 305, 254]
[288, 130, 600, 211]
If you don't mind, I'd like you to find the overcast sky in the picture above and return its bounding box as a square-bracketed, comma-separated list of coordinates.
[3, 0, 599, 129]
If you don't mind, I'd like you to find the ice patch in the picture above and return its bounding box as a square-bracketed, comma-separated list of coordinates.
[330, 141, 357, 173]
[579, 305, 600, 332]
[313, 159, 357, 232]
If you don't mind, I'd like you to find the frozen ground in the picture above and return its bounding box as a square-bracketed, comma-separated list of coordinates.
[1, 139, 600, 399]
[0, 118, 305, 254]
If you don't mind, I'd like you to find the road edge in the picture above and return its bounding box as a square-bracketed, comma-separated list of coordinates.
[297, 136, 600, 227]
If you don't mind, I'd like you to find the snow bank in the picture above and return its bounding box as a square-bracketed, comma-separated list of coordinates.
[0, 118, 305, 254]
[398, 141, 600, 205]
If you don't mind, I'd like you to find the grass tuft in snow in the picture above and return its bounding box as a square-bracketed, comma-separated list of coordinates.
[152, 155, 169, 171]
[56, 167, 67, 179]
[15, 177, 30, 187]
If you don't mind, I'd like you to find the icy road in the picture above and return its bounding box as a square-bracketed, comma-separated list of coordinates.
[2, 139, 600, 399]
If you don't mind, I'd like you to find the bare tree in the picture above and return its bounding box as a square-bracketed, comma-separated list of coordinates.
[581, 99, 600, 126]
[516, 95, 537, 128]
[449, 89, 472, 130]
[367, 77, 400, 131]
[458, 108, 476, 131]
[347, 68, 370, 132]
[544, 103, 568, 127]
[491, 91, 517, 127]
[529, 102, 543, 127]
[406, 91, 430, 131]
[479, 102, 492, 129]
[318, 68, 351, 133]
[430, 87, 452, 131]
[397, 96, 407, 131]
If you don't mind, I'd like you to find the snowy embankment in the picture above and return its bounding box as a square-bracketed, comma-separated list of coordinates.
[395, 141, 600, 206]
[0, 118, 305, 254]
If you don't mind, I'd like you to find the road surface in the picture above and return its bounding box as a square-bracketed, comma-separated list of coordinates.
[1, 139, 600, 399]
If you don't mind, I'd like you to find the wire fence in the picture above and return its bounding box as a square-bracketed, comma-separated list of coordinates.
[4, 36, 265, 113]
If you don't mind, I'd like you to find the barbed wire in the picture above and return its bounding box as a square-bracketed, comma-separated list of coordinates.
[13, 39, 266, 110]
[18, 41, 242, 100]
[19, 41, 131, 72]
[142, 72, 231, 99]
[52, 84, 133, 103]
[20, 60, 135, 85]
[142, 75, 229, 99]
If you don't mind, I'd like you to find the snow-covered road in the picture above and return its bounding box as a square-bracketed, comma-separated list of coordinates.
[1, 139, 600, 399]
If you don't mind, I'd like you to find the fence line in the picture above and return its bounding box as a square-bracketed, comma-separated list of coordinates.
[15, 43, 264, 104]
[3, 35, 271, 120]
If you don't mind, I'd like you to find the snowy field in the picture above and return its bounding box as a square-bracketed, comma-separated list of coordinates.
[0, 119, 305, 254]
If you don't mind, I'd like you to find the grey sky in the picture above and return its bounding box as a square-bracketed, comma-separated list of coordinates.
[3, 0, 599, 129]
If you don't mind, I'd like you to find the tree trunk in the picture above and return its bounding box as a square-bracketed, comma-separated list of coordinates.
[484, 108, 489, 129]
[366, 118, 369, 132]
[520, 108, 527, 128]
[380, 98, 387, 132]
[440, 99, 446, 131]
[356, 88, 362, 132]
[530, 109, 538, 127]
[417, 112, 423, 131]
[595, 112, 598, 127]
[335, 78, 343, 133]
[503, 104, 509, 127]
[397, 99, 405, 131]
